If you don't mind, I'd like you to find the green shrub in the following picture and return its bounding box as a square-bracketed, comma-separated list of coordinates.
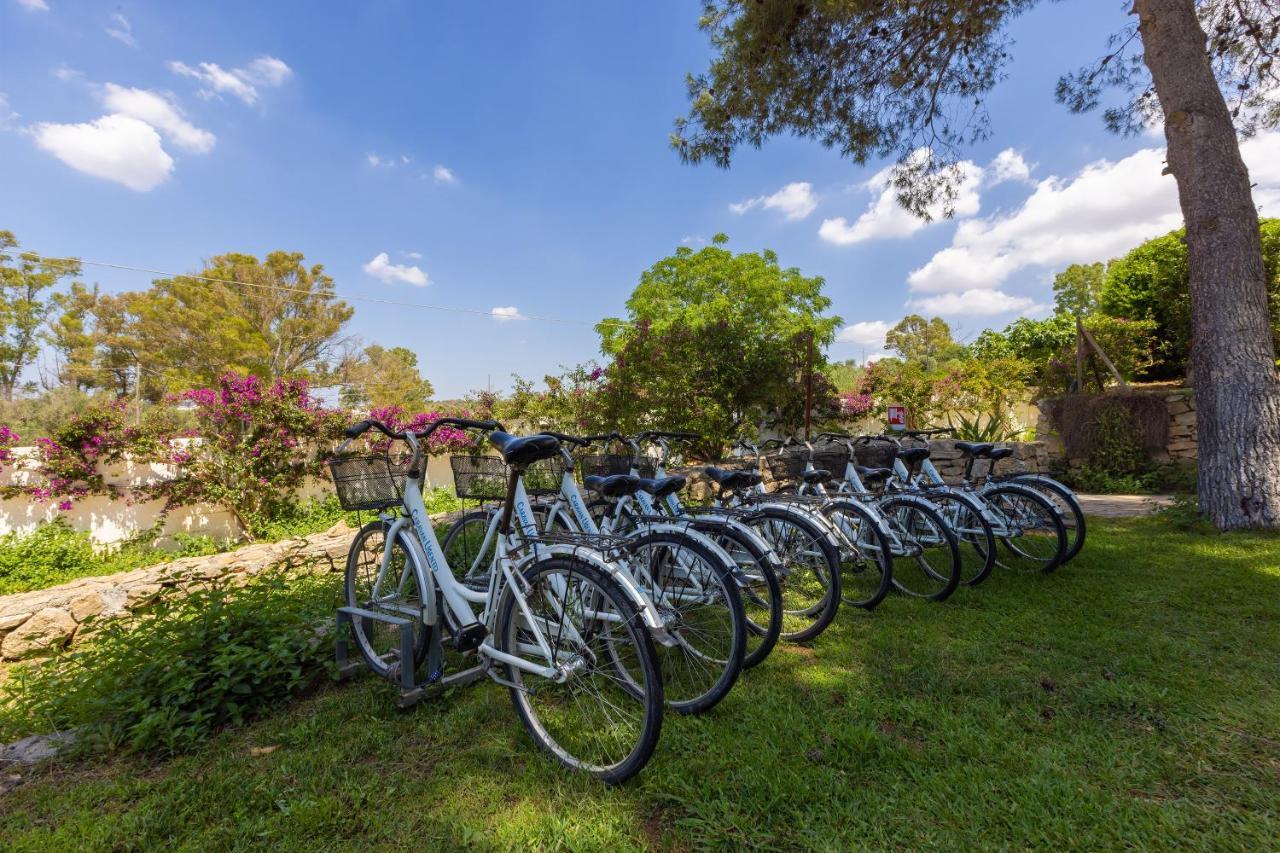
[1154, 493, 1216, 534]
[1085, 402, 1148, 477]
[0, 521, 225, 596]
[0, 566, 334, 754]
[1060, 465, 1152, 495]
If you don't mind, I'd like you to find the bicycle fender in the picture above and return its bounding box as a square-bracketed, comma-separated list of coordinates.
[512, 544, 673, 646]
[750, 500, 845, 552]
[689, 514, 785, 573]
[388, 516, 438, 627]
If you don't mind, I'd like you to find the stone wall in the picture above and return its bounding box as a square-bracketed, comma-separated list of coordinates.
[1034, 388, 1197, 466]
[0, 522, 355, 662]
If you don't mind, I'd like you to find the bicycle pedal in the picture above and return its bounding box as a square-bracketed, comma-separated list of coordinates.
[450, 622, 488, 653]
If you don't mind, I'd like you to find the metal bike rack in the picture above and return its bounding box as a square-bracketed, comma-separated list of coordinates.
[335, 606, 485, 708]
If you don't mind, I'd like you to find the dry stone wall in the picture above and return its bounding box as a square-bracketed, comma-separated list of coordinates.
[0, 523, 355, 661]
[1035, 389, 1196, 466]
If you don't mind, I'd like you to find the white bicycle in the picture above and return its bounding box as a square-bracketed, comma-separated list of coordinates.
[331, 418, 666, 784]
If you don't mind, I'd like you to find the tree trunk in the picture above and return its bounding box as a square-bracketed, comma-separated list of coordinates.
[1135, 0, 1280, 529]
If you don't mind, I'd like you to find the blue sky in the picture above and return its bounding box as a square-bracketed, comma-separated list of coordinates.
[3, 0, 1278, 398]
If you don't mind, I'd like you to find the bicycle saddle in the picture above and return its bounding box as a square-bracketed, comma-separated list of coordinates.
[637, 475, 686, 498]
[897, 447, 930, 465]
[704, 466, 756, 491]
[487, 431, 562, 466]
[954, 441, 994, 457]
[802, 469, 832, 484]
[583, 473, 642, 498]
[988, 447, 1014, 461]
[856, 466, 893, 483]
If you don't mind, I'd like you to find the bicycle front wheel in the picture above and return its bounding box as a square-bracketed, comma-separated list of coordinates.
[743, 506, 842, 642]
[821, 500, 894, 610]
[878, 497, 962, 602]
[344, 519, 430, 679]
[928, 491, 997, 587]
[621, 529, 746, 715]
[1008, 475, 1086, 564]
[497, 556, 663, 785]
[984, 483, 1068, 573]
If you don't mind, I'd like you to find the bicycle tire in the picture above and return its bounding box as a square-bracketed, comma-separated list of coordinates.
[820, 499, 895, 610]
[927, 490, 998, 587]
[742, 505, 842, 643]
[984, 482, 1069, 573]
[877, 496, 962, 602]
[1007, 474, 1086, 564]
[497, 555, 664, 785]
[344, 519, 431, 678]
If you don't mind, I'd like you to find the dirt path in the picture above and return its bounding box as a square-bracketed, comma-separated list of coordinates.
[1076, 494, 1176, 518]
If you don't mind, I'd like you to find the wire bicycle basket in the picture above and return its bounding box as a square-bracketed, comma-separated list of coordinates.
[450, 454, 567, 500]
[810, 442, 851, 474]
[764, 451, 808, 482]
[328, 454, 408, 511]
[577, 453, 655, 481]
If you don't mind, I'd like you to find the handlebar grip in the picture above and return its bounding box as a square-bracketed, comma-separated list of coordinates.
[344, 419, 399, 440]
[536, 431, 591, 448]
[581, 432, 623, 444]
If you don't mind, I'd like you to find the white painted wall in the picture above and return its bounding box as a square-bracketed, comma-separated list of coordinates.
[0, 445, 460, 548]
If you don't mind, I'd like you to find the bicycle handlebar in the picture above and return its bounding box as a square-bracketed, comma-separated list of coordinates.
[902, 427, 952, 438]
[536, 430, 593, 448]
[343, 416, 501, 442]
[635, 430, 700, 443]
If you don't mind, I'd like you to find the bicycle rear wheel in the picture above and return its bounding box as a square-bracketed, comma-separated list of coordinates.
[440, 509, 498, 591]
[984, 483, 1068, 573]
[497, 556, 663, 785]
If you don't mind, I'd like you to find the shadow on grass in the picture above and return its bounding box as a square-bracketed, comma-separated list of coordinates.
[2, 519, 1278, 849]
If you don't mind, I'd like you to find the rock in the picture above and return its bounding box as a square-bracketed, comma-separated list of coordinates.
[1173, 411, 1197, 427]
[125, 583, 163, 606]
[1, 608, 76, 660]
[0, 612, 31, 632]
[68, 592, 106, 622]
[0, 730, 79, 766]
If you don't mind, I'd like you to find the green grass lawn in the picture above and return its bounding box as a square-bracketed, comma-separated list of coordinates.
[2, 517, 1278, 850]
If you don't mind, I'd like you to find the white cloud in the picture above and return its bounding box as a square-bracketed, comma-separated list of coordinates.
[32, 114, 173, 191]
[16, 0, 49, 11]
[908, 289, 1038, 316]
[432, 164, 457, 184]
[987, 148, 1032, 185]
[52, 65, 81, 82]
[837, 320, 891, 348]
[105, 11, 136, 47]
[363, 252, 428, 286]
[0, 92, 18, 129]
[404, 250, 423, 260]
[100, 84, 214, 153]
[366, 153, 382, 167]
[906, 146, 1185, 295]
[819, 158, 983, 246]
[730, 181, 817, 221]
[490, 306, 524, 322]
[680, 235, 706, 246]
[168, 55, 292, 105]
[1243, 132, 1280, 213]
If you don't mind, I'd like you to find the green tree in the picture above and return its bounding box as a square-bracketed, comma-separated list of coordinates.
[598, 235, 840, 455]
[339, 345, 435, 412]
[130, 252, 353, 396]
[884, 314, 964, 369]
[47, 283, 138, 397]
[1053, 262, 1107, 317]
[1099, 220, 1280, 379]
[674, 0, 1280, 529]
[0, 231, 81, 401]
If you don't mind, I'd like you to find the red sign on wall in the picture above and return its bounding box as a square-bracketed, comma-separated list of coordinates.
[887, 405, 907, 431]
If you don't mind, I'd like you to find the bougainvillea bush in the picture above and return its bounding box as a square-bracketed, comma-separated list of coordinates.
[0, 372, 479, 543]
[137, 375, 347, 539]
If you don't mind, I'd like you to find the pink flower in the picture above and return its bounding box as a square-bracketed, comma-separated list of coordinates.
[58, 500, 74, 511]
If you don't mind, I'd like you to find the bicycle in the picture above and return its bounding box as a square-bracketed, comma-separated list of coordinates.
[441, 431, 747, 716]
[332, 418, 665, 784]
[781, 435, 962, 603]
[578, 430, 785, 668]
